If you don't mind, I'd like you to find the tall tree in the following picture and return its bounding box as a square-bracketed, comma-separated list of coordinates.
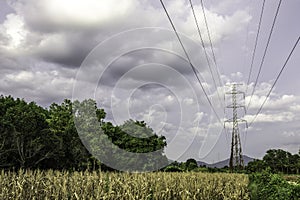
[73, 99, 168, 171]
[0, 96, 57, 168]
[47, 99, 93, 170]
[185, 158, 198, 171]
[0, 96, 19, 167]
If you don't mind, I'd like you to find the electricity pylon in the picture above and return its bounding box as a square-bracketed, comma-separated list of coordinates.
[224, 83, 248, 171]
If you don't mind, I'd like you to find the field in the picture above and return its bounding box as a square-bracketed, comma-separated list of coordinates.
[0, 170, 249, 200]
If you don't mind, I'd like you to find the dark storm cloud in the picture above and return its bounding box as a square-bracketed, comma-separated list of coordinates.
[98, 48, 204, 88]
[36, 36, 94, 68]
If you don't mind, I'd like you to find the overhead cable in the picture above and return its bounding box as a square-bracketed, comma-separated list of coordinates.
[245, 0, 266, 97]
[247, 0, 282, 110]
[189, 0, 224, 107]
[160, 0, 222, 124]
[249, 36, 300, 126]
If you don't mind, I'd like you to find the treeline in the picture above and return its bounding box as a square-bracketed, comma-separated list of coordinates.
[0, 95, 168, 171]
[163, 159, 228, 173]
[164, 149, 300, 174]
[163, 158, 198, 172]
[247, 149, 300, 174]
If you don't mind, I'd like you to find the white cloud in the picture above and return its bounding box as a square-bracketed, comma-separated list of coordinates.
[282, 131, 296, 137]
[194, 112, 204, 122]
[210, 0, 244, 13]
[290, 104, 300, 112]
[6, 70, 33, 82]
[246, 93, 296, 110]
[183, 97, 194, 105]
[11, 0, 135, 31]
[0, 61, 77, 105]
[0, 14, 27, 51]
[230, 71, 243, 79]
[245, 112, 295, 123]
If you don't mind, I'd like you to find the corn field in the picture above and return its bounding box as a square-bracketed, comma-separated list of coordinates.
[0, 170, 249, 200]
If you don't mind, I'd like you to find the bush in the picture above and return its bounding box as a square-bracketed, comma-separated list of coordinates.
[163, 165, 183, 172]
[248, 170, 300, 200]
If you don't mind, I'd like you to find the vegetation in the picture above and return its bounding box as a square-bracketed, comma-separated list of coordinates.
[163, 159, 199, 172]
[0, 170, 249, 200]
[247, 150, 300, 199]
[248, 170, 300, 200]
[0, 95, 167, 171]
[1, 94, 300, 199]
[246, 149, 300, 174]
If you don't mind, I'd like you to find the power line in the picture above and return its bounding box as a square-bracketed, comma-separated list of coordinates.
[249, 36, 300, 127]
[200, 0, 225, 107]
[200, 0, 218, 70]
[247, 0, 282, 110]
[189, 0, 224, 107]
[241, 0, 253, 78]
[245, 0, 266, 96]
[159, 0, 222, 124]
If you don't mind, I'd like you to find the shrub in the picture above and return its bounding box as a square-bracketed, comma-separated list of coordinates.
[249, 171, 300, 200]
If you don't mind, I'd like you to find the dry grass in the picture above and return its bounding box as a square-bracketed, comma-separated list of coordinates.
[0, 170, 249, 200]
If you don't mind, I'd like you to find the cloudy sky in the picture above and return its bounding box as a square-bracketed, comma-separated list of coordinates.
[0, 0, 299, 163]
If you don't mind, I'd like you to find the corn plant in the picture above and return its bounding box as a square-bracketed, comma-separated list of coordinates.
[0, 170, 249, 199]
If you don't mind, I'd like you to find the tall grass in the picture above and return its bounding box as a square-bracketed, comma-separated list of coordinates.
[0, 170, 249, 199]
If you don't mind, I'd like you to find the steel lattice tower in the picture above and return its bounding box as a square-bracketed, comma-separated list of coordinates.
[225, 84, 248, 171]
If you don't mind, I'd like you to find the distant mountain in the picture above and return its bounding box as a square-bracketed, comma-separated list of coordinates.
[197, 155, 254, 168]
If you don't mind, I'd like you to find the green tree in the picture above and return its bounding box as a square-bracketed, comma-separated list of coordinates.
[0, 96, 57, 168]
[73, 99, 168, 171]
[263, 149, 277, 172]
[247, 159, 265, 173]
[248, 149, 300, 174]
[263, 149, 296, 173]
[102, 120, 168, 171]
[290, 153, 300, 174]
[117, 119, 167, 153]
[0, 96, 169, 171]
[184, 158, 198, 171]
[47, 99, 95, 170]
[0, 96, 20, 168]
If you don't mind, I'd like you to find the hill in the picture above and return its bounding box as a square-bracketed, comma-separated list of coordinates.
[197, 155, 254, 168]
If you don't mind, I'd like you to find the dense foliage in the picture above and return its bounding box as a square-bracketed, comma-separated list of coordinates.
[0, 170, 249, 200]
[247, 149, 300, 174]
[248, 170, 300, 200]
[0, 95, 168, 171]
[163, 159, 199, 172]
